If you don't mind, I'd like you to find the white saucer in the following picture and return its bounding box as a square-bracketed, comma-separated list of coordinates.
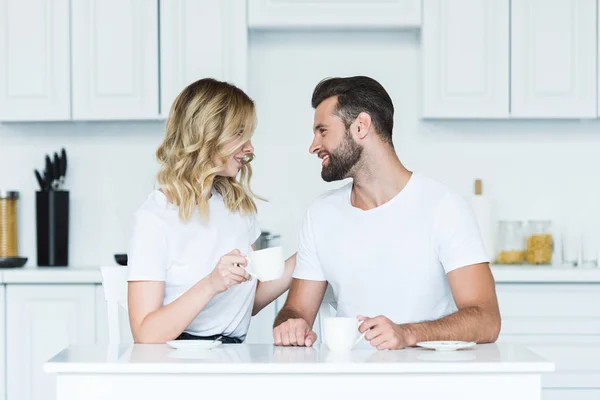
[166, 340, 222, 350]
[416, 341, 476, 351]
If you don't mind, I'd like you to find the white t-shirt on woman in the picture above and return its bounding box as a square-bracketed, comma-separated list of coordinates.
[127, 189, 261, 340]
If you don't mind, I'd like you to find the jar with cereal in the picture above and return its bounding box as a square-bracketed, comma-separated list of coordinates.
[495, 221, 526, 264]
[526, 220, 553, 265]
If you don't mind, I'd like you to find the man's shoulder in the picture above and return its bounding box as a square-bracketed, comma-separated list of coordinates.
[412, 173, 473, 225]
[304, 182, 352, 215]
[413, 172, 466, 207]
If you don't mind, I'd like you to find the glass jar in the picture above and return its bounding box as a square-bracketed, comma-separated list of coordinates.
[526, 220, 553, 265]
[0, 191, 19, 257]
[495, 221, 526, 264]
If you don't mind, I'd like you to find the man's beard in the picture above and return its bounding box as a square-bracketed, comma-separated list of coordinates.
[321, 131, 363, 182]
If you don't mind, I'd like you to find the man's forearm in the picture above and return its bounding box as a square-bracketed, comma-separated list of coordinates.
[402, 305, 501, 346]
[273, 307, 305, 328]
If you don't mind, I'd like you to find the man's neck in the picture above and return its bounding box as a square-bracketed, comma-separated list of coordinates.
[350, 147, 412, 211]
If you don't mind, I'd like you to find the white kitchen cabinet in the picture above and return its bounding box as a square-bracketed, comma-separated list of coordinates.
[0, 0, 70, 121]
[71, 0, 159, 120]
[6, 285, 96, 400]
[160, 0, 248, 118]
[248, 0, 421, 29]
[421, 0, 509, 118]
[496, 283, 600, 396]
[0, 287, 6, 400]
[511, 0, 597, 118]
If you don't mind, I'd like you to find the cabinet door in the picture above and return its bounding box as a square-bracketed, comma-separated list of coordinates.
[0, 0, 70, 121]
[0, 287, 6, 400]
[71, 0, 159, 120]
[511, 0, 597, 118]
[248, 0, 421, 29]
[421, 0, 509, 118]
[6, 285, 96, 400]
[160, 0, 247, 117]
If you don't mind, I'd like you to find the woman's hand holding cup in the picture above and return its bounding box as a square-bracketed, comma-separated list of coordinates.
[208, 249, 252, 294]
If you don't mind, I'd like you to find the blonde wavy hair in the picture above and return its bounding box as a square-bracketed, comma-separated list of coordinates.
[156, 78, 259, 222]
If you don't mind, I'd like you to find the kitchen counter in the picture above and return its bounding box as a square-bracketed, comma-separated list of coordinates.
[0, 266, 102, 283]
[44, 343, 553, 400]
[44, 342, 553, 374]
[490, 265, 600, 283]
[0, 264, 598, 284]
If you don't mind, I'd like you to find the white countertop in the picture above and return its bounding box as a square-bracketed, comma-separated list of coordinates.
[0, 266, 102, 283]
[490, 265, 600, 282]
[0, 265, 597, 284]
[44, 343, 554, 375]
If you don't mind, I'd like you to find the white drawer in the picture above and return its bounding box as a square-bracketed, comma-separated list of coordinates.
[497, 284, 600, 318]
[500, 335, 600, 388]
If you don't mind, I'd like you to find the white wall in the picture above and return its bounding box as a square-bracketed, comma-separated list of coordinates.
[248, 30, 600, 258]
[0, 29, 599, 266]
[0, 122, 164, 266]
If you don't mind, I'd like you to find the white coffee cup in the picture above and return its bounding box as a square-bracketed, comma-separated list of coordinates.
[323, 317, 366, 352]
[245, 246, 285, 282]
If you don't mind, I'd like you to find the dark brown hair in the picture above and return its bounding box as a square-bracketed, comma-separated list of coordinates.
[311, 76, 394, 146]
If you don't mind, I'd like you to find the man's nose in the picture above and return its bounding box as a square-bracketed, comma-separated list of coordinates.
[309, 136, 321, 154]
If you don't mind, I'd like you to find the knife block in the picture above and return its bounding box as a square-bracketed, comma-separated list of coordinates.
[36, 191, 69, 266]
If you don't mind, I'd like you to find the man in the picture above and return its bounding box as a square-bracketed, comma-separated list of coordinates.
[273, 76, 501, 350]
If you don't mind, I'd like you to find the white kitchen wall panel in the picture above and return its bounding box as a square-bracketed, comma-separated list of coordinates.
[248, 0, 422, 30]
[160, 0, 248, 118]
[6, 285, 96, 400]
[71, 0, 159, 120]
[0, 0, 70, 121]
[421, 0, 510, 118]
[510, 0, 597, 118]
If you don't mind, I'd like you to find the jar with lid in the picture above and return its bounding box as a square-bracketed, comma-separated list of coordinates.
[0, 191, 19, 258]
[526, 220, 553, 265]
[495, 221, 526, 264]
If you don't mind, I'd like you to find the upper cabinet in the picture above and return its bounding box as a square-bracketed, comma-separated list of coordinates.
[421, 0, 509, 118]
[160, 0, 248, 118]
[0, 0, 244, 122]
[71, 0, 159, 120]
[0, 0, 70, 121]
[511, 0, 597, 118]
[422, 0, 598, 119]
[248, 0, 421, 29]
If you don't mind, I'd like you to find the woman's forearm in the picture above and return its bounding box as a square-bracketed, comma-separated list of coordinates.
[252, 253, 297, 315]
[133, 277, 218, 343]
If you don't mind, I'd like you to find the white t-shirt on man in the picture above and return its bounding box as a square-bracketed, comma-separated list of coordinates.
[293, 172, 489, 324]
[127, 190, 261, 340]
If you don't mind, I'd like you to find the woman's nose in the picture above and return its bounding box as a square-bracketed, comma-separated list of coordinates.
[243, 140, 254, 154]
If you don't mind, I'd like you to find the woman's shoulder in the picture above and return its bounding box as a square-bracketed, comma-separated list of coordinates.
[133, 190, 175, 225]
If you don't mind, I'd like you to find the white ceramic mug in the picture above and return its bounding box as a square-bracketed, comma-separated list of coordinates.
[245, 246, 285, 282]
[323, 317, 366, 352]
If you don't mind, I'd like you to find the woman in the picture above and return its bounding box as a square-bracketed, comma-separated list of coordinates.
[126, 78, 295, 344]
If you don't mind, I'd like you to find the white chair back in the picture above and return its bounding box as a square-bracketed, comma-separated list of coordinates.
[100, 266, 132, 344]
